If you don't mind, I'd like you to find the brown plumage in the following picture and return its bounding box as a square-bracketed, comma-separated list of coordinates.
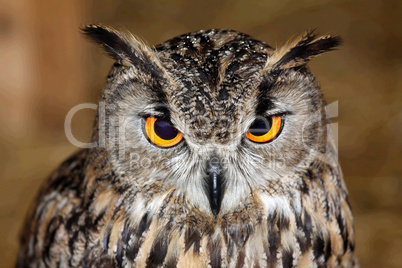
[17, 25, 357, 267]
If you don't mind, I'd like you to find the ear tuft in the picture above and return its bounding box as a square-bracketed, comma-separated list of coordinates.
[82, 24, 132, 63]
[265, 30, 342, 71]
[81, 24, 160, 69]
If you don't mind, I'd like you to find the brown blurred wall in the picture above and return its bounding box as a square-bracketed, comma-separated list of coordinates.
[0, 0, 401, 267]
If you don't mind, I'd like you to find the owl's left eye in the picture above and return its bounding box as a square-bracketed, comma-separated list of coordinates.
[144, 117, 183, 148]
[246, 115, 283, 143]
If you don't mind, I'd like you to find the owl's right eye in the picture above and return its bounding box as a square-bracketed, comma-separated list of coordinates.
[144, 117, 183, 148]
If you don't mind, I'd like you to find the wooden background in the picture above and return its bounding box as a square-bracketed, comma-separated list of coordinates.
[0, 0, 400, 267]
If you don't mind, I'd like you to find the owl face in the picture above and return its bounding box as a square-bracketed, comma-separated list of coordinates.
[83, 26, 340, 216]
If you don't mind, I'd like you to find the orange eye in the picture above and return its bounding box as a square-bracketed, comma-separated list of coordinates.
[246, 115, 283, 143]
[144, 117, 183, 148]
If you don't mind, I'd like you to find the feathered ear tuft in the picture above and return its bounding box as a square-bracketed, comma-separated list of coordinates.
[81, 24, 164, 75]
[81, 24, 134, 64]
[264, 30, 342, 71]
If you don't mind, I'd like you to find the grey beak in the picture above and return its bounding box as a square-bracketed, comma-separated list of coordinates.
[206, 157, 224, 216]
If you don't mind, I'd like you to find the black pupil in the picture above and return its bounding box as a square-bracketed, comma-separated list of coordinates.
[249, 118, 272, 136]
[154, 119, 178, 140]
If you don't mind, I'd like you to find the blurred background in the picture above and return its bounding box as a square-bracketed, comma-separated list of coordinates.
[0, 0, 400, 267]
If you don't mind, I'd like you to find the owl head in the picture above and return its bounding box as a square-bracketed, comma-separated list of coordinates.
[82, 25, 341, 216]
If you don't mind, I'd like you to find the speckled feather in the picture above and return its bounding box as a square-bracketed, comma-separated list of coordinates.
[17, 25, 357, 267]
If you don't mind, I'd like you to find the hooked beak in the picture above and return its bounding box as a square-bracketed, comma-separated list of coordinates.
[206, 157, 224, 216]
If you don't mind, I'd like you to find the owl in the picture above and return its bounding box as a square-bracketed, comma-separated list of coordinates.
[17, 25, 357, 267]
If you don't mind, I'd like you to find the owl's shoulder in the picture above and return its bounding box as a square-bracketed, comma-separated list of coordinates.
[44, 149, 88, 194]
[17, 149, 89, 267]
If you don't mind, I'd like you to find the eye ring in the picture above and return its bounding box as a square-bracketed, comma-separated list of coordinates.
[144, 117, 183, 148]
[245, 115, 283, 143]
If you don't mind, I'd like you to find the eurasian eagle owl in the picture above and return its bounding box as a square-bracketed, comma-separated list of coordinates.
[17, 25, 357, 267]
